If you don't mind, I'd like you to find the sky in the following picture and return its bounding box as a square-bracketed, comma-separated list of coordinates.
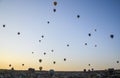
[0, 0, 120, 71]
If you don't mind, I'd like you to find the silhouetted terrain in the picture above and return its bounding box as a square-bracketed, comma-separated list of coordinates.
[0, 68, 120, 78]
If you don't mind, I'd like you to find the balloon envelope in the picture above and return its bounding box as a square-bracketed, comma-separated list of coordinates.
[22, 64, 24, 66]
[47, 21, 50, 24]
[53, 1, 57, 6]
[94, 29, 97, 32]
[39, 59, 42, 63]
[110, 34, 114, 39]
[3, 24, 5, 27]
[53, 9, 56, 12]
[77, 15, 80, 18]
[41, 35, 44, 38]
[17, 32, 20, 35]
[51, 50, 54, 52]
[67, 44, 69, 47]
[64, 58, 66, 61]
[85, 43, 87, 45]
[44, 52, 46, 55]
[39, 40, 41, 42]
[11, 67, 14, 70]
[117, 61, 119, 63]
[53, 61, 56, 64]
[39, 66, 43, 71]
[95, 44, 97, 47]
[49, 69, 55, 77]
[9, 64, 11, 67]
[88, 33, 91, 36]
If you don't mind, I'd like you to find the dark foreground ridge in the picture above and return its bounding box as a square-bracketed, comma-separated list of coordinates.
[0, 68, 120, 78]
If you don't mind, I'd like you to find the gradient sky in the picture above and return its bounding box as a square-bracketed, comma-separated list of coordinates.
[0, 0, 120, 71]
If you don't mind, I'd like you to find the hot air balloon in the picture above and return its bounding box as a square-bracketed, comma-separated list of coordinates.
[88, 69, 91, 72]
[88, 33, 91, 37]
[117, 61, 119, 63]
[110, 34, 114, 39]
[91, 68, 94, 71]
[53, 1, 57, 6]
[85, 43, 87, 45]
[39, 40, 41, 43]
[83, 69, 86, 72]
[17, 32, 20, 35]
[32, 52, 34, 54]
[95, 44, 97, 47]
[53, 9, 56, 12]
[11, 67, 14, 70]
[41, 35, 44, 38]
[49, 69, 55, 77]
[22, 64, 24, 66]
[47, 21, 49, 24]
[53, 61, 56, 64]
[9, 64, 11, 67]
[3, 24, 5, 27]
[51, 50, 54, 52]
[64, 58, 66, 61]
[39, 66, 43, 71]
[94, 29, 97, 32]
[44, 52, 46, 55]
[77, 15, 80, 18]
[67, 44, 69, 47]
[39, 59, 42, 63]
